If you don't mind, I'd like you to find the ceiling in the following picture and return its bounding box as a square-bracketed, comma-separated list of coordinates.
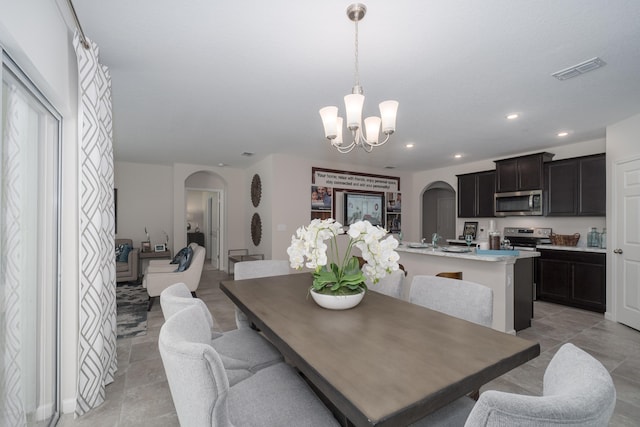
[73, 0, 640, 172]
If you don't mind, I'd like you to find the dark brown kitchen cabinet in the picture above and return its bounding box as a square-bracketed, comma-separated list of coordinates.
[495, 152, 554, 192]
[457, 170, 495, 217]
[536, 249, 605, 312]
[545, 153, 605, 216]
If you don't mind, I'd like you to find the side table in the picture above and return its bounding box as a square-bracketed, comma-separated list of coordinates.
[139, 249, 172, 278]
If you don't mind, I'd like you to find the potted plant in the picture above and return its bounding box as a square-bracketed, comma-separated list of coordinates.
[287, 218, 400, 309]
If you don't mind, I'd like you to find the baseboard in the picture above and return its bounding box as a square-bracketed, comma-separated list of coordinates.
[604, 311, 615, 322]
[62, 397, 76, 414]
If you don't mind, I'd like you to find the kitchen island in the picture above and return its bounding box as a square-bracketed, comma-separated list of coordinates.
[395, 244, 540, 334]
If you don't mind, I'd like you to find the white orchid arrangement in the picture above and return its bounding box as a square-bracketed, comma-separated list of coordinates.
[287, 218, 400, 295]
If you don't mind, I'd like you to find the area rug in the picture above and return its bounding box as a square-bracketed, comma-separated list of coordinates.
[116, 284, 148, 339]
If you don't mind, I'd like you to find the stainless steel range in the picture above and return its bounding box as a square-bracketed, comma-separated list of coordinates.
[503, 227, 552, 251]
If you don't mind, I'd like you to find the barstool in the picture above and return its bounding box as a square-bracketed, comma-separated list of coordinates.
[436, 271, 462, 280]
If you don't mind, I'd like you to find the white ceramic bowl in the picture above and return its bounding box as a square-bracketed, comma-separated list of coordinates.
[310, 289, 364, 310]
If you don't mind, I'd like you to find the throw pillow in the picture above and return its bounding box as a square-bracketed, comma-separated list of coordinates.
[115, 244, 124, 261]
[170, 246, 189, 264]
[175, 246, 193, 272]
[118, 244, 132, 262]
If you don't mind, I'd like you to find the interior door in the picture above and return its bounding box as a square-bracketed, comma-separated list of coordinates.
[614, 156, 640, 330]
[207, 193, 220, 269]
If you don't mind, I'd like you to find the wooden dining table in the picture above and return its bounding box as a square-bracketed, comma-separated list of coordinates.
[220, 273, 540, 427]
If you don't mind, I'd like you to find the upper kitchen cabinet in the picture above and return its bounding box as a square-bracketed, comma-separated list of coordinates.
[495, 152, 554, 192]
[545, 153, 605, 216]
[457, 170, 495, 217]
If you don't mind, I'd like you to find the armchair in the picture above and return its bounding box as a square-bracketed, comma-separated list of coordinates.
[115, 238, 139, 283]
[143, 244, 205, 310]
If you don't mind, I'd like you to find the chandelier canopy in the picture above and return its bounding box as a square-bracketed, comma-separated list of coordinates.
[319, 3, 399, 153]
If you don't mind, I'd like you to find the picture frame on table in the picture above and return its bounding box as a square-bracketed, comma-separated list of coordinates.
[463, 221, 479, 240]
[154, 244, 166, 252]
[141, 241, 151, 253]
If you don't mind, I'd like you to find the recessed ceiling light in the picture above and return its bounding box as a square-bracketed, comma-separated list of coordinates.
[405, 143, 415, 148]
[506, 113, 519, 120]
[218, 163, 227, 167]
[454, 154, 463, 159]
[557, 131, 569, 137]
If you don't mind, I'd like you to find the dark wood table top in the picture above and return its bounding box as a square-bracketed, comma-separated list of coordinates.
[220, 273, 540, 427]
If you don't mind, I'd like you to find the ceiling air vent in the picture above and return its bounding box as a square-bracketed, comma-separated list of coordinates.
[241, 152, 254, 157]
[552, 57, 606, 81]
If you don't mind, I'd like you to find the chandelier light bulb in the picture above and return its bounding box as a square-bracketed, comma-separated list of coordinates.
[319, 106, 338, 139]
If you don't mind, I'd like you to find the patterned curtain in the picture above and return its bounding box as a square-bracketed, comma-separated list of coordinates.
[0, 84, 27, 427]
[73, 32, 117, 417]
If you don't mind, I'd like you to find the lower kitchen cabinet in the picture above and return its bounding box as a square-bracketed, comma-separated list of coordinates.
[536, 249, 605, 312]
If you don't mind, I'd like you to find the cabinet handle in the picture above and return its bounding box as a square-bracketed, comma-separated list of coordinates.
[613, 249, 623, 254]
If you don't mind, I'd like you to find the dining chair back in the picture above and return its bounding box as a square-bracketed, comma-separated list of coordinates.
[159, 304, 339, 427]
[409, 275, 493, 327]
[367, 269, 404, 299]
[464, 343, 616, 426]
[233, 260, 290, 328]
[160, 282, 221, 338]
[159, 304, 233, 426]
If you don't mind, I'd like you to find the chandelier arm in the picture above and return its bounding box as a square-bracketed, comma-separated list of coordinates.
[335, 141, 358, 154]
[360, 142, 374, 153]
[364, 132, 392, 147]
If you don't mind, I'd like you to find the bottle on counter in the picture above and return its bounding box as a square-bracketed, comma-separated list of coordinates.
[600, 228, 606, 249]
[587, 227, 600, 248]
[489, 231, 501, 250]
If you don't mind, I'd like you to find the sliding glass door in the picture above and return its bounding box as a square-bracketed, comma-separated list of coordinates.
[1, 51, 61, 427]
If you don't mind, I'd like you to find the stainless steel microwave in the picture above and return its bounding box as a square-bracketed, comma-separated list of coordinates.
[494, 190, 543, 216]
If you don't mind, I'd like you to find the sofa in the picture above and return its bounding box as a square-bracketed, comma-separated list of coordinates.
[116, 238, 139, 283]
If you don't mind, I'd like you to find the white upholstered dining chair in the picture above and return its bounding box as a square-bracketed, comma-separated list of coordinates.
[409, 275, 493, 327]
[160, 283, 283, 385]
[367, 269, 404, 299]
[411, 343, 616, 426]
[233, 259, 290, 329]
[159, 304, 339, 427]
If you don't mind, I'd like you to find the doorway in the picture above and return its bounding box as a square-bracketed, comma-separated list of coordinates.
[613, 156, 640, 330]
[1, 51, 61, 426]
[186, 188, 223, 269]
[422, 181, 456, 241]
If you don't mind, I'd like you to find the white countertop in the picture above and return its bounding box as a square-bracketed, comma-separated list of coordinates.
[537, 245, 607, 254]
[397, 243, 539, 262]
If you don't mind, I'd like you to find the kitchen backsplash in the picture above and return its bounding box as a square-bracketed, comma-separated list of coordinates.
[459, 216, 606, 247]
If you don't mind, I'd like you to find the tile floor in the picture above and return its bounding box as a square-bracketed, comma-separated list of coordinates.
[58, 268, 640, 426]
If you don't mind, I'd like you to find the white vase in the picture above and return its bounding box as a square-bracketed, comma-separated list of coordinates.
[310, 289, 364, 310]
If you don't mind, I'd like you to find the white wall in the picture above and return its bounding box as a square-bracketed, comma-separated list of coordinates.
[1, 0, 80, 413]
[114, 162, 173, 246]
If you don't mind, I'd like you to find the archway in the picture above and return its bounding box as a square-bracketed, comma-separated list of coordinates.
[421, 181, 456, 242]
[185, 171, 226, 269]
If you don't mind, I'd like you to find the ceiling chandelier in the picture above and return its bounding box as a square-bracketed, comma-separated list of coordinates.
[319, 3, 399, 153]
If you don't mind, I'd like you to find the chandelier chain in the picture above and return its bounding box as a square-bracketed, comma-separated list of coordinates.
[354, 19, 360, 88]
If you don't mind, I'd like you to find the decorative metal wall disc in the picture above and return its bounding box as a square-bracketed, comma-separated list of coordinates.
[251, 212, 262, 246]
[251, 174, 262, 207]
